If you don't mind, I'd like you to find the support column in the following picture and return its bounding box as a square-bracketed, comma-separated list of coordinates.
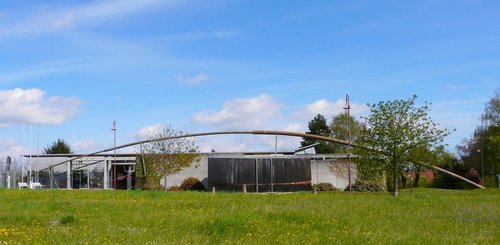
[67, 161, 72, 189]
[104, 159, 109, 189]
[49, 167, 52, 189]
[87, 167, 90, 188]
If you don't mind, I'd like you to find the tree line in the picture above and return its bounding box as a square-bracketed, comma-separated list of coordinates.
[301, 90, 499, 195]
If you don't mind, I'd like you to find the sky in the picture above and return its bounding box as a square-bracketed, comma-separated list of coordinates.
[0, 0, 499, 159]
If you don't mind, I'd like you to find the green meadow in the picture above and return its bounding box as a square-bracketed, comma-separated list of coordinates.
[0, 188, 498, 244]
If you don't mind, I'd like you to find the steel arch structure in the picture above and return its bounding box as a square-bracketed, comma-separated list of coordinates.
[40, 130, 483, 189]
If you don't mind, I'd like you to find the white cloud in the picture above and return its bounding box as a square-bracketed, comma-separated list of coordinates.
[190, 96, 369, 152]
[282, 123, 306, 133]
[0, 139, 27, 159]
[197, 137, 253, 153]
[0, 88, 81, 127]
[293, 99, 369, 119]
[176, 73, 208, 85]
[192, 94, 281, 130]
[131, 123, 166, 140]
[197, 133, 302, 153]
[73, 139, 99, 153]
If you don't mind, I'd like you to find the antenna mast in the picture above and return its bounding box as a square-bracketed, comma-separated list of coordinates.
[343, 94, 352, 193]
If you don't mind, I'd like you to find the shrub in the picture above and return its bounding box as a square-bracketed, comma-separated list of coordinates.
[348, 180, 387, 192]
[431, 164, 481, 189]
[168, 186, 181, 191]
[312, 182, 339, 192]
[180, 177, 205, 191]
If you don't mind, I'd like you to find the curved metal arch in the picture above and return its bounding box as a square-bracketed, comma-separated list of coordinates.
[42, 130, 349, 169]
[41, 130, 484, 189]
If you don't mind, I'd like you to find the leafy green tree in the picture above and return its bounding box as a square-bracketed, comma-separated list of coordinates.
[142, 126, 200, 191]
[354, 95, 451, 196]
[457, 89, 499, 186]
[482, 89, 500, 126]
[301, 114, 334, 153]
[329, 113, 365, 154]
[43, 139, 72, 154]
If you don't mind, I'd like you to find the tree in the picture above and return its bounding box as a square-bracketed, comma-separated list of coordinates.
[329, 113, 365, 154]
[457, 89, 499, 186]
[43, 139, 72, 154]
[301, 114, 334, 153]
[354, 95, 451, 196]
[142, 126, 200, 191]
[482, 89, 500, 126]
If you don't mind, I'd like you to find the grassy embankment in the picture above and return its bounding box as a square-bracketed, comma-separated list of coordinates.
[0, 188, 498, 244]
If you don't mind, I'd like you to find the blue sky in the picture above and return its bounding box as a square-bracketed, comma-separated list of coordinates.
[0, 0, 498, 157]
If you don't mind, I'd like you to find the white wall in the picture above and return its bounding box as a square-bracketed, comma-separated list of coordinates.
[311, 159, 357, 190]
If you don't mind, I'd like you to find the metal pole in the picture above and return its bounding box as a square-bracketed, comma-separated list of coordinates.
[112, 121, 117, 190]
[36, 124, 39, 182]
[274, 134, 278, 155]
[478, 147, 484, 185]
[343, 94, 352, 193]
[29, 124, 32, 184]
[87, 166, 90, 188]
[6, 156, 11, 189]
[67, 160, 71, 189]
[49, 167, 53, 189]
[104, 159, 108, 189]
[271, 134, 277, 193]
[22, 122, 25, 183]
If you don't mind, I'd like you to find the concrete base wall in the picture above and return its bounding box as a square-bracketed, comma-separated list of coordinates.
[311, 159, 356, 190]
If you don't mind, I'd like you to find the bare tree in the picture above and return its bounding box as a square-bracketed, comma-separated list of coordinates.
[142, 126, 200, 191]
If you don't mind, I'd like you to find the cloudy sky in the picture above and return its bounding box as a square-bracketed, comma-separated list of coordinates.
[0, 0, 498, 158]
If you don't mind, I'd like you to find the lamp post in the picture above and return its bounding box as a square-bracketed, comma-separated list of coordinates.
[343, 94, 352, 193]
[477, 147, 484, 185]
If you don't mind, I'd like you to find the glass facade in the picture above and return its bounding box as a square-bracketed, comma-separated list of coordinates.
[16, 155, 136, 189]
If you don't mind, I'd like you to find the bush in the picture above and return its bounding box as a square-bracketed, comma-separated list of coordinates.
[168, 186, 181, 191]
[312, 182, 340, 192]
[180, 177, 205, 191]
[348, 180, 387, 192]
[431, 164, 481, 189]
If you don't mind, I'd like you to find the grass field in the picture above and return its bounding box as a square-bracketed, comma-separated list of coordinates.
[0, 188, 498, 244]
